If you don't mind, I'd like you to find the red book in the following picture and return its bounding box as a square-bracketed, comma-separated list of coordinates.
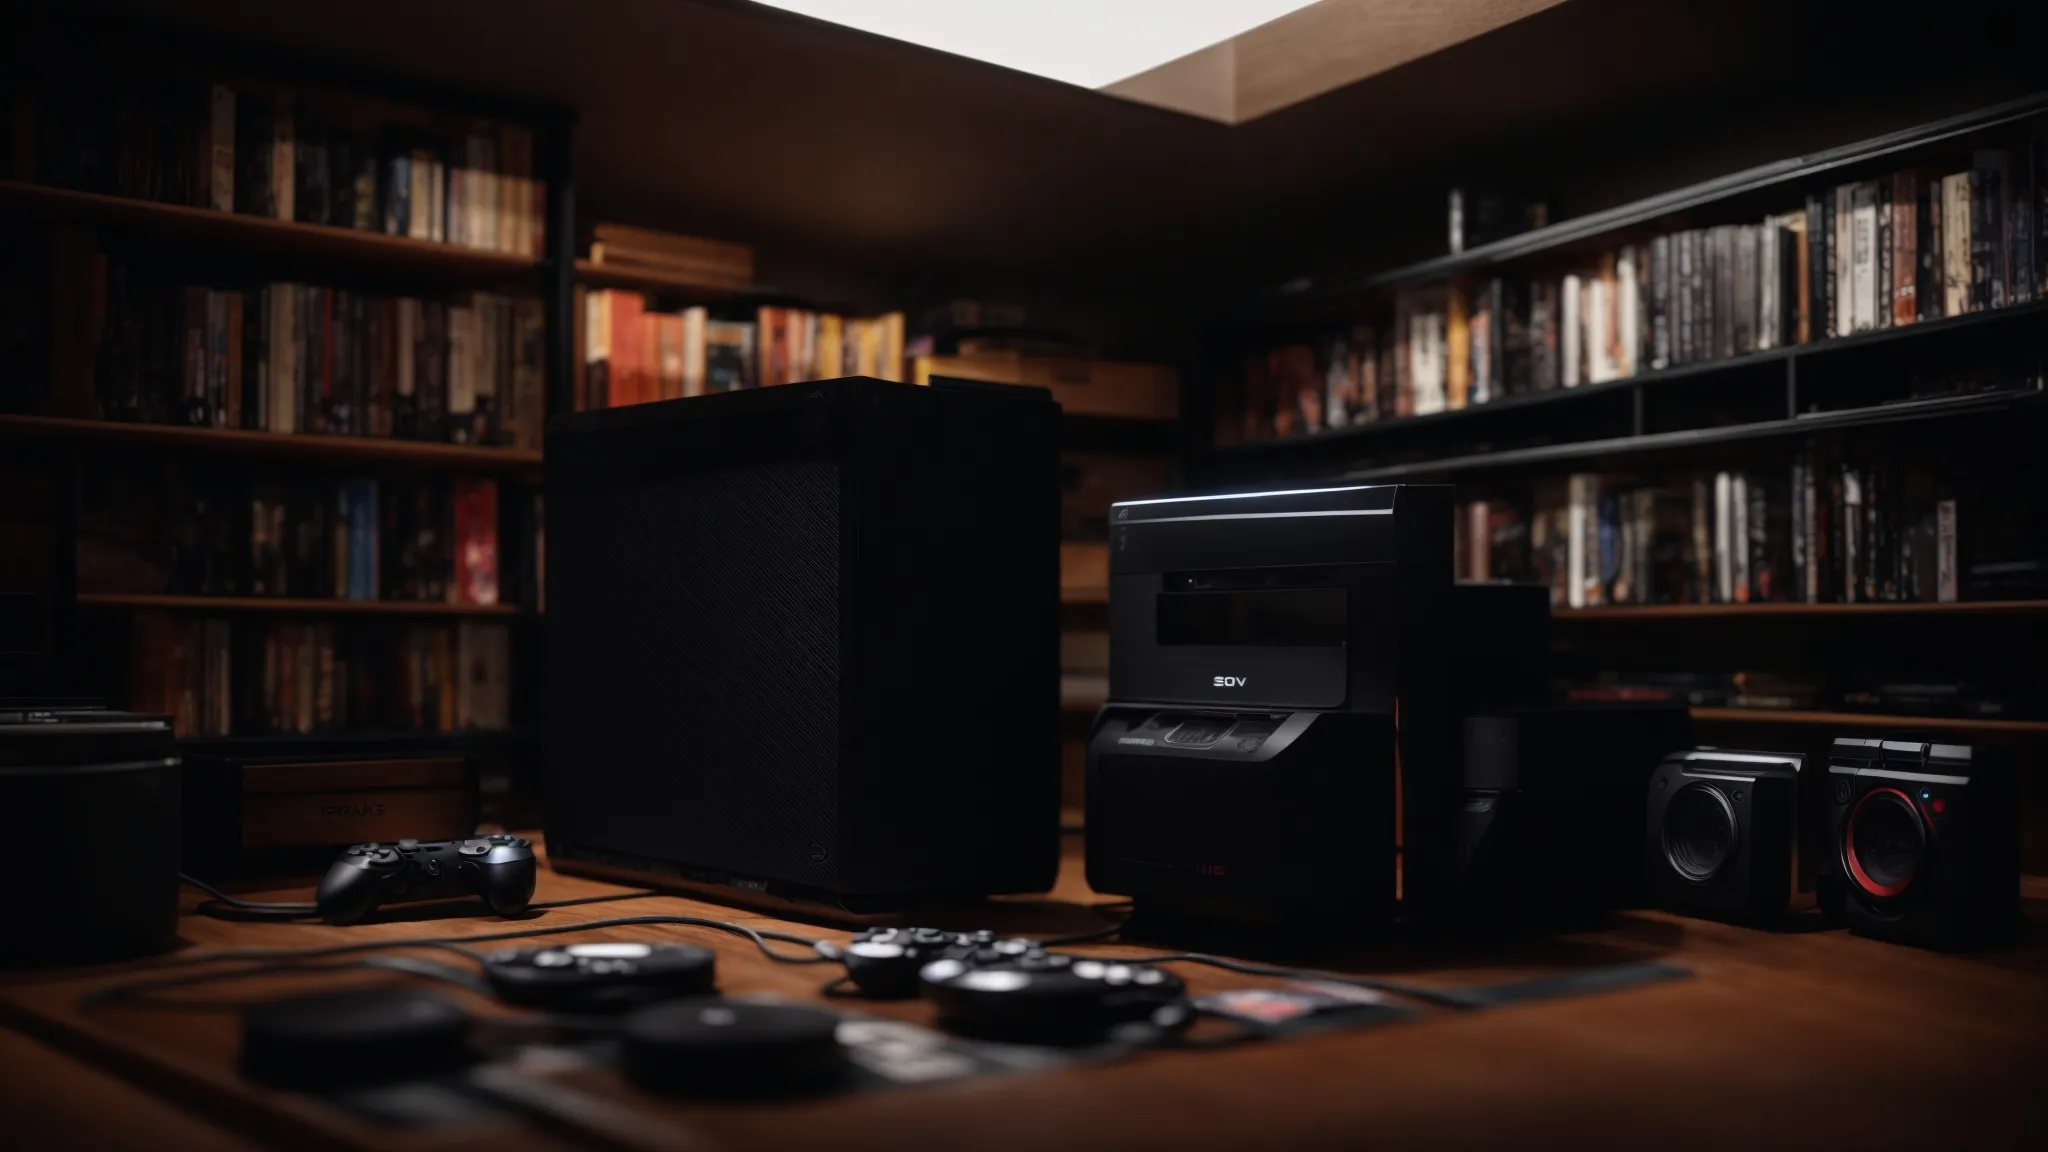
[611, 292, 646, 406]
[451, 479, 499, 606]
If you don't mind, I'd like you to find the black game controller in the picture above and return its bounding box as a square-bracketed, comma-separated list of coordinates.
[919, 951, 1187, 1043]
[314, 836, 537, 925]
[839, 927, 1045, 999]
[483, 942, 717, 1010]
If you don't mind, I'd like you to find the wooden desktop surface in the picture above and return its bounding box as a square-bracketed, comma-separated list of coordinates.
[3, 836, 2045, 1151]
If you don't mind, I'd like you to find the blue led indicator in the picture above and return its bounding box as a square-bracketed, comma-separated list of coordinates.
[1920, 789, 1931, 800]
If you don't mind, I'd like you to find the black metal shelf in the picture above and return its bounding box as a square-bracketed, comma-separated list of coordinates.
[1266, 91, 2048, 307]
[1333, 389, 2041, 482]
[1222, 293, 2048, 458]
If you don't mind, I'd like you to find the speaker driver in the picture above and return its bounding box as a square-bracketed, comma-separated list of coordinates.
[1663, 783, 1738, 882]
[1845, 788, 1925, 899]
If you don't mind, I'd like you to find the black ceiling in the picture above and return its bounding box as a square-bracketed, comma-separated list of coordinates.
[98, 0, 2048, 344]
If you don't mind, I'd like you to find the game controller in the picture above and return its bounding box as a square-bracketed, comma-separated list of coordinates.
[482, 942, 717, 1010]
[314, 836, 537, 925]
[839, 927, 1047, 998]
[918, 951, 1188, 1043]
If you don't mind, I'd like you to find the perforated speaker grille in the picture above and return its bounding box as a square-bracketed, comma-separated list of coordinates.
[547, 456, 841, 888]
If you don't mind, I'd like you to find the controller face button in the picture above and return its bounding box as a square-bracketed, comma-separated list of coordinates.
[1072, 961, 1106, 980]
[910, 928, 949, 945]
[956, 969, 1031, 992]
[846, 941, 904, 960]
[1103, 966, 1134, 985]
[919, 958, 967, 982]
[995, 939, 1030, 956]
[1136, 969, 1166, 986]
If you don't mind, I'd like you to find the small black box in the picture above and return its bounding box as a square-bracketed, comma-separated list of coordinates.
[543, 377, 1061, 913]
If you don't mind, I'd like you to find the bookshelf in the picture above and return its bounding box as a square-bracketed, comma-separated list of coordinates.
[1204, 91, 2048, 753]
[1, 31, 574, 827]
[0, 180, 543, 284]
[75, 593, 519, 617]
[0, 414, 543, 472]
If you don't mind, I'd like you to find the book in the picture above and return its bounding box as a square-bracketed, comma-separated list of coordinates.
[1891, 171, 1920, 325]
[1560, 274, 1582, 388]
[1969, 151, 2008, 311]
[451, 479, 499, 606]
[1936, 498, 1958, 603]
[1731, 226, 1757, 355]
[1850, 180, 1877, 332]
[1941, 172, 1972, 315]
[1528, 281, 1559, 391]
[1919, 173, 1944, 321]
[1445, 288, 1471, 410]
[1648, 235, 1671, 368]
[1804, 195, 1827, 344]
[1832, 185, 1852, 337]
[1875, 178, 1893, 330]
[704, 319, 756, 392]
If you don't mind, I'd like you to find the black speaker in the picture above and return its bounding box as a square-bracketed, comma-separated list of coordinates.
[1823, 738, 2018, 950]
[1645, 749, 1807, 924]
[543, 377, 1061, 913]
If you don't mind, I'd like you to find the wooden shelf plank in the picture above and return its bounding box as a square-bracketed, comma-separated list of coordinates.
[1268, 91, 2048, 304]
[1558, 600, 2048, 619]
[0, 179, 543, 280]
[0, 414, 542, 471]
[574, 258, 760, 299]
[77, 593, 519, 617]
[1690, 708, 2048, 734]
[1221, 297, 2048, 458]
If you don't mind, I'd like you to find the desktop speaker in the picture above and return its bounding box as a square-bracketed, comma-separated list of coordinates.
[1645, 748, 1808, 925]
[543, 377, 1061, 914]
[1823, 738, 2018, 950]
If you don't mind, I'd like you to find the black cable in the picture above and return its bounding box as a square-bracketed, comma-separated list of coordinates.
[179, 874, 319, 920]
[1037, 919, 1130, 947]
[1127, 952, 1482, 1011]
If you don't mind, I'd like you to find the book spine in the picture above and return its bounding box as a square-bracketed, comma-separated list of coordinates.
[1850, 183, 1876, 333]
[1875, 179, 1893, 329]
[1969, 154, 2004, 310]
[1560, 275, 1581, 387]
[1567, 474, 1591, 609]
[1756, 223, 1778, 352]
[1730, 473, 1750, 603]
[1647, 236, 1670, 370]
[208, 84, 235, 212]
[1920, 175, 1944, 320]
[1892, 171, 1918, 325]
[1943, 173, 1971, 315]
[1936, 498, 1957, 603]
[1804, 197, 1826, 342]
[1732, 226, 1757, 355]
[2013, 148, 2036, 304]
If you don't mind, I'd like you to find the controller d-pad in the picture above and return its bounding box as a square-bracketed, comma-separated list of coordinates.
[457, 840, 491, 857]
[397, 838, 420, 851]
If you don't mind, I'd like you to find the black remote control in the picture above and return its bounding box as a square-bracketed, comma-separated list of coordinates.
[314, 836, 537, 925]
[483, 942, 716, 1010]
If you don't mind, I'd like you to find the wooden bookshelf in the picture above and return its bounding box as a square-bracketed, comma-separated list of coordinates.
[76, 593, 519, 617]
[1690, 708, 2048, 735]
[1558, 600, 2048, 620]
[0, 414, 543, 472]
[0, 180, 543, 282]
[574, 258, 758, 300]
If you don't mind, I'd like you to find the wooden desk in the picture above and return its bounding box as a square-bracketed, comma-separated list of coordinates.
[4, 838, 2044, 1151]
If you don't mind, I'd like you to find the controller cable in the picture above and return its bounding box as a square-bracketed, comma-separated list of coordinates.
[179, 874, 669, 922]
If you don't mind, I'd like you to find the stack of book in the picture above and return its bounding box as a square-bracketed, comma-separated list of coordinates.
[1238, 143, 2046, 442]
[128, 613, 510, 738]
[585, 223, 753, 289]
[32, 231, 545, 447]
[1455, 449, 1965, 607]
[7, 76, 545, 255]
[78, 469, 501, 606]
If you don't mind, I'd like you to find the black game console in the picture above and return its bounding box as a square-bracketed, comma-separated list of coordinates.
[543, 377, 1061, 914]
[1085, 483, 1457, 933]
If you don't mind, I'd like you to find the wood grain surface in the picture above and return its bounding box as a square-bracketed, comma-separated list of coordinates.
[3, 835, 2044, 1151]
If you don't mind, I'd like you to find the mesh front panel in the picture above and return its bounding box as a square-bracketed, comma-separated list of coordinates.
[546, 456, 842, 889]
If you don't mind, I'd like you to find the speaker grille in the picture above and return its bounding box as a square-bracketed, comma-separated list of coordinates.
[547, 456, 841, 888]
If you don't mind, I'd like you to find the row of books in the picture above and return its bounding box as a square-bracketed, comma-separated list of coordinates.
[36, 231, 545, 446]
[579, 291, 906, 409]
[128, 614, 510, 738]
[1238, 142, 2046, 441]
[1456, 451, 1965, 607]
[8, 74, 545, 256]
[585, 222, 752, 289]
[79, 471, 501, 605]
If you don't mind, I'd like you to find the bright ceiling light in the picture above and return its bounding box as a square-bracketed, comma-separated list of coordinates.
[751, 0, 1325, 90]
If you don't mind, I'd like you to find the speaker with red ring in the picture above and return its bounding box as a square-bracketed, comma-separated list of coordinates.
[1644, 749, 1808, 925]
[1824, 738, 2018, 951]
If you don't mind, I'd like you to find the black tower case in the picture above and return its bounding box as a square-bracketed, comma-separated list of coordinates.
[543, 377, 1061, 913]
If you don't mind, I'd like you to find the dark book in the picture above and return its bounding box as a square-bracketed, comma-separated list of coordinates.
[1529, 281, 1559, 390]
[241, 286, 267, 430]
[1804, 195, 1827, 341]
[1876, 178, 1893, 329]
[2011, 146, 2035, 305]
[1675, 231, 1696, 364]
[293, 103, 329, 225]
[1919, 175, 1944, 321]
[1498, 278, 1531, 396]
[1969, 150, 2007, 310]
[1649, 234, 1671, 368]
[417, 299, 448, 442]
[328, 132, 356, 229]
[1730, 224, 1757, 355]
[1821, 190, 1839, 338]
[1891, 171, 1920, 325]
[233, 90, 276, 219]
[1710, 225, 1733, 359]
[2036, 136, 2048, 307]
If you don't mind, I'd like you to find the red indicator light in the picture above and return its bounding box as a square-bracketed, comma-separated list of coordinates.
[1931, 797, 1947, 815]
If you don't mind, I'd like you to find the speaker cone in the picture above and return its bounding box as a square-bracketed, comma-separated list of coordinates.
[1845, 788, 1925, 899]
[1663, 782, 1738, 882]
